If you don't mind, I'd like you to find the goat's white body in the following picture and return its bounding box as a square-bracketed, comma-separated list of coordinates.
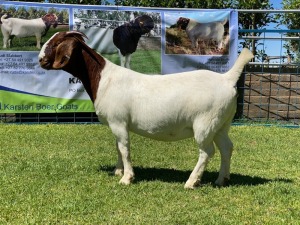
[95, 60, 235, 142]
[1, 16, 46, 48]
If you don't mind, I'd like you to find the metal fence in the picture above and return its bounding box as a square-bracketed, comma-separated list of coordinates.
[236, 9, 300, 125]
[1, 9, 300, 124]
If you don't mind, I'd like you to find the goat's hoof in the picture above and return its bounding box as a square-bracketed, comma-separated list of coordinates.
[214, 178, 230, 187]
[112, 168, 124, 176]
[184, 180, 200, 189]
[119, 175, 134, 185]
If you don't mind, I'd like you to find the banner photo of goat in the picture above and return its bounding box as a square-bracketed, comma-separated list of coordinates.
[0, 6, 68, 51]
[163, 10, 238, 74]
[0, 3, 82, 114]
[73, 9, 161, 72]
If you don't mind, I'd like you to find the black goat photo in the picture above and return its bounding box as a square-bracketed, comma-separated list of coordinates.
[72, 10, 161, 72]
[113, 15, 154, 68]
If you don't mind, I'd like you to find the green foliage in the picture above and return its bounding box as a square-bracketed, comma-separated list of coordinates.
[277, 0, 300, 61]
[0, 124, 299, 224]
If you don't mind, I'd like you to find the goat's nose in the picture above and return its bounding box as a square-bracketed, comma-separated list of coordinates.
[39, 57, 50, 69]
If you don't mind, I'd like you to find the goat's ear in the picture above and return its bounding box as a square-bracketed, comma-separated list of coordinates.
[52, 40, 77, 69]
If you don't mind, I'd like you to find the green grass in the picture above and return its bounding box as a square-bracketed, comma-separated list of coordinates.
[0, 124, 299, 224]
[103, 49, 161, 74]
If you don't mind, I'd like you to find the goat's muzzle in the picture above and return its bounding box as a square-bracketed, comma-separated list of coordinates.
[53, 21, 58, 28]
[39, 57, 52, 70]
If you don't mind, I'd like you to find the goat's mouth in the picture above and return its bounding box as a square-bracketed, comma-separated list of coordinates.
[39, 59, 52, 70]
[53, 21, 58, 28]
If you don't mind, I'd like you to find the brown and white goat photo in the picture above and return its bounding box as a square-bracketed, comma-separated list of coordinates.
[39, 31, 253, 189]
[0, 8, 69, 51]
[165, 13, 230, 55]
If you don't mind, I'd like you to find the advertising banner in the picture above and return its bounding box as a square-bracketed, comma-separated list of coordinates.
[0, 1, 238, 113]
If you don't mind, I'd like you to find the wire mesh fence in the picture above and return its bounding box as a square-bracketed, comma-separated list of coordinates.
[235, 9, 300, 125]
[236, 65, 300, 125]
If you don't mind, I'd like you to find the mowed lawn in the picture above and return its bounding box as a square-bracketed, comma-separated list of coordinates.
[0, 124, 299, 224]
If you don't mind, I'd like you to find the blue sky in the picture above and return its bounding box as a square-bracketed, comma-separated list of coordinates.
[261, 0, 288, 61]
[271, 0, 283, 9]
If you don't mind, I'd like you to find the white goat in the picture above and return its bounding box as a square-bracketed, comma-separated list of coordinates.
[39, 31, 253, 189]
[1, 13, 58, 49]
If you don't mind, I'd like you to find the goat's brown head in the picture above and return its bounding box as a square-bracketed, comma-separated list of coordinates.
[42, 13, 58, 28]
[39, 31, 88, 70]
[176, 17, 190, 30]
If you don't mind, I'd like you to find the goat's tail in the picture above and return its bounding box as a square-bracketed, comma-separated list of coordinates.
[225, 48, 254, 85]
[1, 14, 8, 23]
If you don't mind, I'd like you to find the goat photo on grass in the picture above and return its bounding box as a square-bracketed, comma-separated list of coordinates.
[1, 13, 58, 49]
[38, 31, 253, 189]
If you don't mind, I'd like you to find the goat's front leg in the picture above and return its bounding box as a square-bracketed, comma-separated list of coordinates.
[118, 50, 126, 67]
[124, 54, 131, 69]
[112, 140, 124, 176]
[110, 123, 134, 185]
[36, 35, 42, 49]
[117, 139, 134, 185]
[184, 142, 215, 189]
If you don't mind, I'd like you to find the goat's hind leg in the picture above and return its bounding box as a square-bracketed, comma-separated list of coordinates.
[2, 32, 10, 48]
[184, 142, 215, 189]
[213, 125, 233, 187]
[118, 50, 131, 69]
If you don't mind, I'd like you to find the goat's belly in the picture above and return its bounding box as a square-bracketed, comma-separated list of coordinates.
[129, 125, 194, 142]
[11, 28, 34, 37]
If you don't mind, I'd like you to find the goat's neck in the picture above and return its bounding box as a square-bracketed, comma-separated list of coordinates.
[64, 49, 104, 102]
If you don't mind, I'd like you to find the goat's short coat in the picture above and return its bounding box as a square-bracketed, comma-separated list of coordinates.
[39, 31, 254, 189]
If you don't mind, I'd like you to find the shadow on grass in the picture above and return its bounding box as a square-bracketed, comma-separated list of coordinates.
[99, 165, 293, 187]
